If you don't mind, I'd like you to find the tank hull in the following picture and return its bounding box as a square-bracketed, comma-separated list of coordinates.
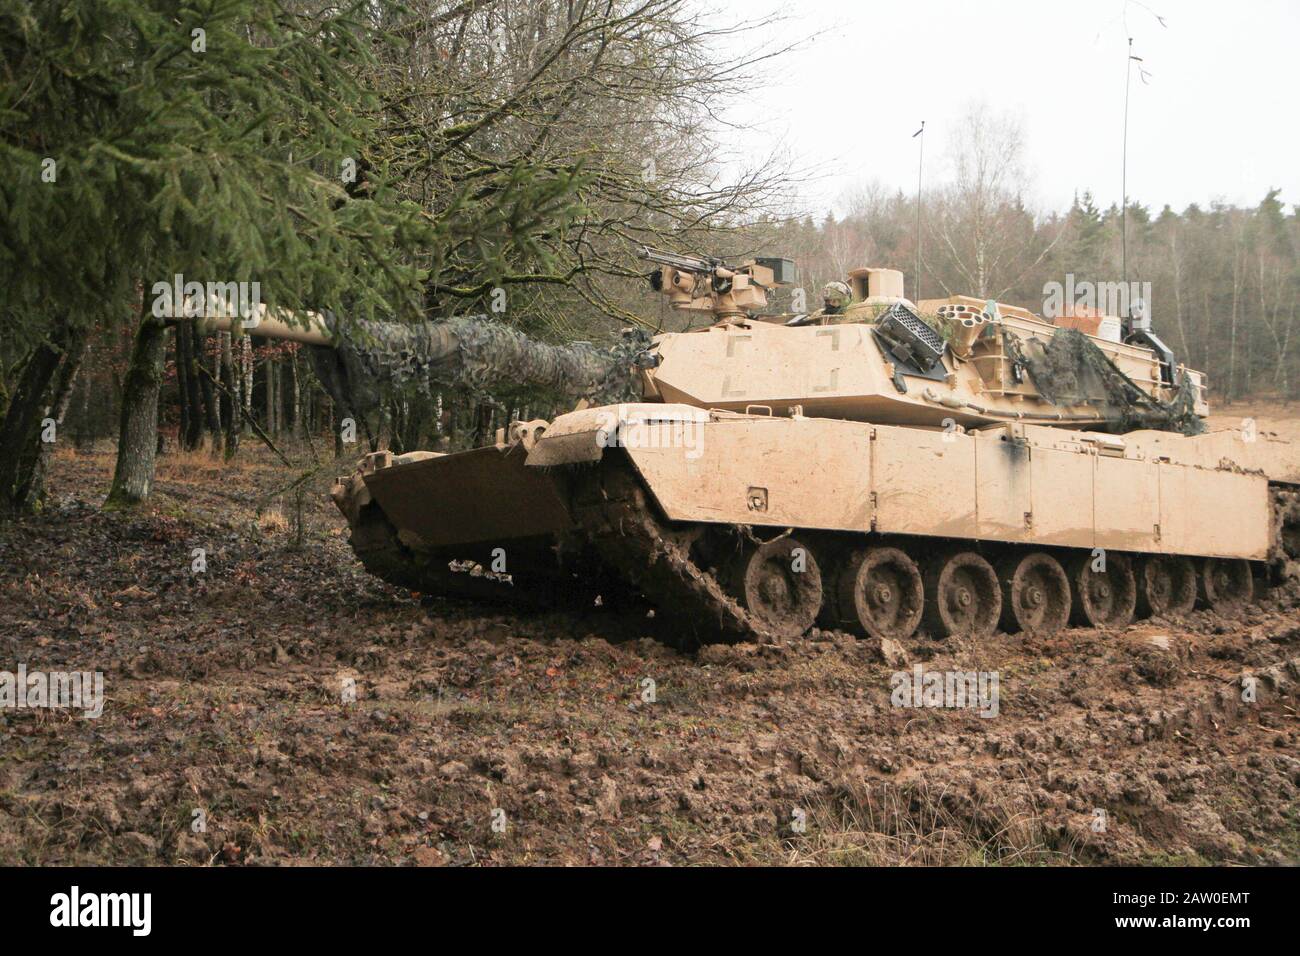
[332, 404, 1299, 641]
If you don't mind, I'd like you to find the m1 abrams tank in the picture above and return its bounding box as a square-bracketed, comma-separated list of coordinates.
[230, 253, 1300, 644]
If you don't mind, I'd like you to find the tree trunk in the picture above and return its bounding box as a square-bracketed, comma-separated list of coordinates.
[185, 324, 206, 449]
[176, 320, 205, 450]
[223, 331, 241, 460]
[272, 357, 281, 437]
[241, 336, 253, 421]
[1228, 248, 1242, 402]
[446, 397, 458, 451]
[26, 346, 86, 510]
[329, 396, 344, 458]
[198, 332, 222, 456]
[73, 370, 94, 452]
[0, 323, 89, 514]
[105, 303, 169, 508]
[264, 356, 275, 438]
[472, 402, 494, 447]
[290, 349, 301, 438]
[175, 327, 191, 447]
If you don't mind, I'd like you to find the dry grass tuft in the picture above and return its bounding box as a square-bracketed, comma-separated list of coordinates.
[786, 776, 1083, 867]
[257, 508, 289, 535]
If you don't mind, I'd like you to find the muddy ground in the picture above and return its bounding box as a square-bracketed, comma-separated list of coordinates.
[1, 405, 1298, 866]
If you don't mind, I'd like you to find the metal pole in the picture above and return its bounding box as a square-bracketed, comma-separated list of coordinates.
[913, 120, 925, 301]
[1122, 37, 1132, 290]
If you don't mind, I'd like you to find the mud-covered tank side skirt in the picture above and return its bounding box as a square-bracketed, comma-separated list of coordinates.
[614, 438, 1272, 564]
[572, 452, 1292, 574]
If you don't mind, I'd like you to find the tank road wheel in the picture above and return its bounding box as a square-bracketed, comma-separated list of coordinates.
[1068, 553, 1136, 628]
[728, 537, 823, 640]
[922, 551, 1001, 639]
[834, 547, 924, 641]
[1136, 555, 1198, 619]
[998, 552, 1071, 637]
[1200, 557, 1254, 611]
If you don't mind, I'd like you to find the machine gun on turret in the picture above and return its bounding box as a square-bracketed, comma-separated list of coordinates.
[638, 246, 795, 321]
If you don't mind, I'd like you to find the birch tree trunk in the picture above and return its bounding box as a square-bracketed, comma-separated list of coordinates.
[222, 331, 241, 461]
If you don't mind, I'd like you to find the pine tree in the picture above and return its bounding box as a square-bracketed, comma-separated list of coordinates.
[1067, 191, 1106, 278]
[0, 0, 430, 511]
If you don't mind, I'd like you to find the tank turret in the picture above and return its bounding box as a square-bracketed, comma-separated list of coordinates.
[634, 253, 1207, 436]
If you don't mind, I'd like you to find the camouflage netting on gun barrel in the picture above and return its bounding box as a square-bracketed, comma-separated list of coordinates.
[307, 312, 648, 431]
[1006, 327, 1205, 436]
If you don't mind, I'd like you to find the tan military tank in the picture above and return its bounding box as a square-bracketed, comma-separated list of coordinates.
[217, 252, 1300, 643]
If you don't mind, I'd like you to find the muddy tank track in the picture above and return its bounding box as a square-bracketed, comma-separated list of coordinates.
[336, 452, 769, 634]
[1270, 483, 1300, 582]
[570, 456, 780, 645]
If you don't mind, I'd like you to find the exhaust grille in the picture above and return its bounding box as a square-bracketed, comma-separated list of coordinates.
[876, 303, 946, 372]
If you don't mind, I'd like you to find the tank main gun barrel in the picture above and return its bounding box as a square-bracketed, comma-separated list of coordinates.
[176, 306, 648, 410]
[191, 307, 335, 346]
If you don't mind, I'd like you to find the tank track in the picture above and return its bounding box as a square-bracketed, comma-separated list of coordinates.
[570, 457, 778, 644]
[1268, 486, 1300, 590]
[1269, 483, 1300, 580]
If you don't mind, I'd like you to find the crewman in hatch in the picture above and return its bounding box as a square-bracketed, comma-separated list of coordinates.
[787, 280, 853, 326]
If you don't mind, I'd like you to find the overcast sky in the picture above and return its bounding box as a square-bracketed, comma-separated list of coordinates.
[714, 0, 1299, 218]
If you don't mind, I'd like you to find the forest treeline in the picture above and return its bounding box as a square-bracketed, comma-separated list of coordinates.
[1, 1, 1295, 517]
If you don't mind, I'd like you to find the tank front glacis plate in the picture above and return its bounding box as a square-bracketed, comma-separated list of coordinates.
[617, 416, 1271, 561]
[363, 442, 573, 549]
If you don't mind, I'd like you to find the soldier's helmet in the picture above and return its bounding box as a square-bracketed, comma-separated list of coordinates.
[822, 281, 851, 309]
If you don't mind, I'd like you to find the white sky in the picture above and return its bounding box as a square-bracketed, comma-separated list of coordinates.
[713, 0, 1299, 218]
